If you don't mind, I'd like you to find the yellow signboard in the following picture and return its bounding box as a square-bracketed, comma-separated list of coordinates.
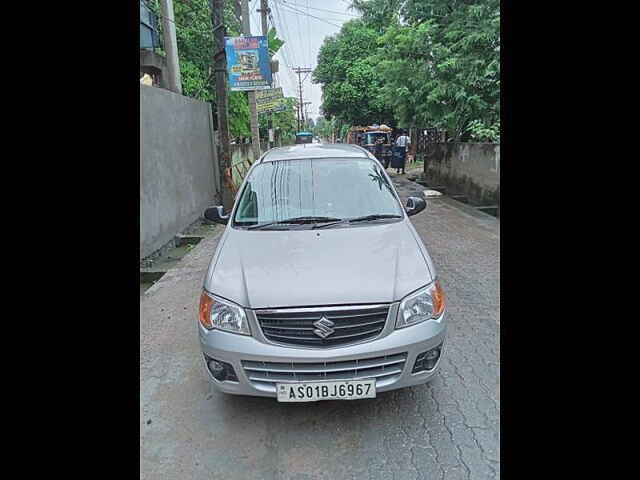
[256, 87, 286, 114]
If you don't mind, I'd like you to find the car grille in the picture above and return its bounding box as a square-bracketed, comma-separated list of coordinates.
[242, 353, 407, 390]
[255, 305, 390, 348]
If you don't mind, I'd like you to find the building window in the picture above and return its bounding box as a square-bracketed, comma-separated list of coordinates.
[140, 1, 160, 49]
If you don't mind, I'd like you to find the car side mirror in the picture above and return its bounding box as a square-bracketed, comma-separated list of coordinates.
[405, 196, 427, 216]
[204, 206, 229, 225]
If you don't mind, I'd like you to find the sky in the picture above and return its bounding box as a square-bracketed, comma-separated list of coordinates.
[248, 0, 361, 121]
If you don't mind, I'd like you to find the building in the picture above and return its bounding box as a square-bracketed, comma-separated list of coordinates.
[140, 0, 167, 88]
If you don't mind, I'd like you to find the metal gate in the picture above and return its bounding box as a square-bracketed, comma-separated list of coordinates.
[416, 128, 446, 157]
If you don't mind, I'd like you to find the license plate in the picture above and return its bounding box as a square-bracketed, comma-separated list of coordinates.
[276, 379, 376, 402]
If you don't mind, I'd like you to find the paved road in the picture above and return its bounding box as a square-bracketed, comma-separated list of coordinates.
[140, 176, 500, 480]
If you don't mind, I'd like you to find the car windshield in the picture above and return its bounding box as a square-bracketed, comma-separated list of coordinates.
[233, 158, 403, 228]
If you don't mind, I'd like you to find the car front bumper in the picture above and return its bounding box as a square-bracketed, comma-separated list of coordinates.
[198, 305, 446, 398]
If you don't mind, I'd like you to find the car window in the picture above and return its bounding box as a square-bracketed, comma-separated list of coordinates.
[364, 133, 389, 144]
[233, 158, 402, 227]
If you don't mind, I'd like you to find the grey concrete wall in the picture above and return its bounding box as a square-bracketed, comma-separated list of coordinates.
[423, 143, 500, 207]
[229, 143, 255, 188]
[140, 85, 219, 259]
[230, 142, 254, 165]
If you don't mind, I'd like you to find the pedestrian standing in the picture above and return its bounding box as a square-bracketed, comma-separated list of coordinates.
[394, 130, 411, 174]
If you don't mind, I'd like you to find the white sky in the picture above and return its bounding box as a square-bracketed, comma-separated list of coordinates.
[249, 0, 360, 121]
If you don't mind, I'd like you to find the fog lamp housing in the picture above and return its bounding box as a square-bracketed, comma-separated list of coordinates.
[204, 354, 238, 382]
[412, 342, 444, 373]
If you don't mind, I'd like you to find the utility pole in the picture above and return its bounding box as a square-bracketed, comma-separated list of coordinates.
[258, 0, 268, 35]
[257, 0, 272, 149]
[234, 0, 241, 22]
[295, 99, 300, 132]
[160, 0, 182, 94]
[241, 0, 261, 161]
[303, 101, 311, 129]
[211, 0, 234, 210]
[293, 67, 312, 131]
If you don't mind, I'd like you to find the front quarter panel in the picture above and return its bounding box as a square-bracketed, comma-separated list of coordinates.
[405, 218, 437, 281]
[204, 226, 231, 290]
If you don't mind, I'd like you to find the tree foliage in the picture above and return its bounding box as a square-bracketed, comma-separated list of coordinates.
[149, 0, 249, 137]
[349, 0, 404, 33]
[312, 20, 395, 127]
[314, 0, 499, 141]
[313, 117, 329, 139]
[377, 0, 500, 141]
[258, 97, 299, 145]
[312, 116, 351, 143]
[267, 27, 285, 57]
[149, 1, 285, 141]
[306, 117, 315, 130]
[313, 116, 336, 140]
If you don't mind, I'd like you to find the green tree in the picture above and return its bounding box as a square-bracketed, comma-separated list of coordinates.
[306, 118, 315, 130]
[259, 97, 299, 146]
[267, 27, 285, 57]
[312, 116, 330, 140]
[349, 0, 404, 33]
[149, 2, 285, 141]
[313, 20, 395, 127]
[149, 0, 250, 137]
[318, 0, 499, 141]
[376, 0, 500, 140]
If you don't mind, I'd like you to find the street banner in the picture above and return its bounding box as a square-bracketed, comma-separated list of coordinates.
[225, 35, 272, 91]
[256, 87, 286, 114]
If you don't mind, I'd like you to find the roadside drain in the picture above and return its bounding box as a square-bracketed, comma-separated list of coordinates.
[140, 221, 219, 296]
[413, 178, 499, 218]
[140, 243, 199, 294]
[476, 205, 499, 216]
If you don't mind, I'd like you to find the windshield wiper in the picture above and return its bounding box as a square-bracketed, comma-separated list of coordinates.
[246, 216, 342, 230]
[348, 214, 403, 222]
[314, 214, 403, 229]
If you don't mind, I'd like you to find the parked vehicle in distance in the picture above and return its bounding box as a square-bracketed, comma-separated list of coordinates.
[199, 143, 446, 402]
[348, 125, 394, 167]
[295, 132, 313, 144]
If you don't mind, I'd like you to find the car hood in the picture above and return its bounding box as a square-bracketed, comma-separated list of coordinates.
[205, 221, 433, 309]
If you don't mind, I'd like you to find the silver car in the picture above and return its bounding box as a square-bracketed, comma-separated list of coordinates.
[199, 143, 446, 402]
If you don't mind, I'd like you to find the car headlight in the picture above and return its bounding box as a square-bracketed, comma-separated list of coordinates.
[396, 280, 445, 329]
[199, 290, 251, 335]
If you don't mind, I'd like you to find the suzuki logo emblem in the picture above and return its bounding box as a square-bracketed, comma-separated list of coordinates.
[313, 317, 335, 338]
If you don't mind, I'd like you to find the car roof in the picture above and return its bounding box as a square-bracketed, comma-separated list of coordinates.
[260, 143, 372, 163]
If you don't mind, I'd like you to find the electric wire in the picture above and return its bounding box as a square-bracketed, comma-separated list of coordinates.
[272, 0, 300, 67]
[272, 0, 297, 67]
[269, 0, 360, 119]
[250, 0, 260, 34]
[273, 0, 357, 119]
[279, 1, 359, 18]
[270, 6, 297, 78]
[270, 8, 293, 66]
[306, 0, 311, 68]
[275, 1, 343, 29]
[272, 0, 304, 98]
[269, 6, 300, 104]
[293, 1, 305, 67]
